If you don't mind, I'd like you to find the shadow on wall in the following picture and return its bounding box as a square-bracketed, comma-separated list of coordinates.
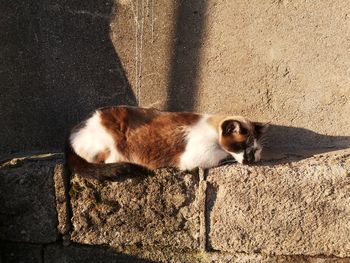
[0, 242, 156, 263]
[41, 1, 138, 147]
[166, 1, 207, 112]
[262, 124, 350, 163]
[0, 0, 136, 157]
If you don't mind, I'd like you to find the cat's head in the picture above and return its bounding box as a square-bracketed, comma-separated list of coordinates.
[219, 118, 269, 164]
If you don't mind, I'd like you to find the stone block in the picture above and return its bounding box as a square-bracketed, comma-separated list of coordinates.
[43, 244, 153, 263]
[200, 252, 350, 263]
[0, 242, 42, 263]
[0, 155, 60, 243]
[207, 150, 350, 257]
[53, 163, 71, 235]
[70, 168, 201, 250]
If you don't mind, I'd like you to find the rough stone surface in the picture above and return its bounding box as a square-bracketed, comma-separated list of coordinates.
[112, 246, 204, 263]
[207, 150, 350, 257]
[45, 243, 204, 263]
[199, 252, 350, 263]
[1, 151, 350, 262]
[44, 243, 153, 263]
[53, 163, 70, 235]
[0, 242, 43, 263]
[0, 155, 61, 243]
[70, 168, 200, 250]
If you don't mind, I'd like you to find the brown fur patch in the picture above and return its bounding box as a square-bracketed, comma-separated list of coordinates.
[220, 133, 249, 153]
[217, 118, 254, 153]
[93, 149, 111, 164]
[99, 106, 200, 169]
[233, 133, 247, 142]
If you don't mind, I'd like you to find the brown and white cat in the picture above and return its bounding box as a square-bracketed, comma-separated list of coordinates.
[65, 106, 268, 181]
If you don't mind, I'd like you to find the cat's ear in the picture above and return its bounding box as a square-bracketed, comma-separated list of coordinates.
[221, 120, 243, 136]
[253, 122, 269, 138]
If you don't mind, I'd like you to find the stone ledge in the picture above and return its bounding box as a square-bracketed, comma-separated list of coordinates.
[207, 149, 350, 257]
[0, 155, 61, 243]
[43, 243, 153, 263]
[54, 163, 71, 236]
[200, 252, 350, 263]
[70, 168, 201, 250]
[0, 241, 43, 263]
[1, 241, 349, 263]
[1, 150, 350, 262]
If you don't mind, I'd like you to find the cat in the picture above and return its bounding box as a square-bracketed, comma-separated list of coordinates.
[65, 106, 268, 181]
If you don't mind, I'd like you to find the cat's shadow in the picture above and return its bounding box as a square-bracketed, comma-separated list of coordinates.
[259, 124, 350, 165]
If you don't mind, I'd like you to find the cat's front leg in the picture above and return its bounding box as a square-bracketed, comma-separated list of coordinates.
[218, 156, 237, 166]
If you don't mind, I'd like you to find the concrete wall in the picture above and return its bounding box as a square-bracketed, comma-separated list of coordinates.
[0, 0, 136, 156]
[1, 0, 349, 157]
[111, 0, 350, 153]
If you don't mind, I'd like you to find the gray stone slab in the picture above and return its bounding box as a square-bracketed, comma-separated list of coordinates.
[207, 150, 350, 257]
[200, 252, 350, 263]
[43, 244, 153, 263]
[0, 242, 42, 263]
[70, 168, 201, 250]
[0, 155, 60, 243]
[53, 163, 71, 236]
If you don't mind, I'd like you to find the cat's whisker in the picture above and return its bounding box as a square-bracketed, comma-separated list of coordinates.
[260, 139, 268, 144]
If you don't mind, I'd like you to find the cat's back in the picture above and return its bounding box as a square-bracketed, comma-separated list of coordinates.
[69, 106, 202, 167]
[106, 106, 202, 169]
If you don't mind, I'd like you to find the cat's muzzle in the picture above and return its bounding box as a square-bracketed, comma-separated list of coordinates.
[243, 148, 255, 164]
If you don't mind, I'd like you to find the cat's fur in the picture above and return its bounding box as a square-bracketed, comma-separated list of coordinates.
[65, 106, 268, 181]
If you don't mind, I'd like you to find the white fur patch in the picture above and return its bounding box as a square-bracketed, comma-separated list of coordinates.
[254, 139, 262, 161]
[70, 111, 121, 163]
[231, 151, 244, 164]
[179, 116, 228, 170]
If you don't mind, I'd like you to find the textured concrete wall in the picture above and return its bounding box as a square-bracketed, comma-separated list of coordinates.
[0, 0, 136, 156]
[111, 0, 350, 158]
[1, 0, 349, 157]
[112, 0, 350, 131]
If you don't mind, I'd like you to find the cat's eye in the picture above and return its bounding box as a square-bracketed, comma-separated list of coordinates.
[230, 142, 245, 152]
[246, 136, 254, 145]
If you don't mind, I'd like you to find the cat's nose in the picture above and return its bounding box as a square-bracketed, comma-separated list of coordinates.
[243, 149, 255, 164]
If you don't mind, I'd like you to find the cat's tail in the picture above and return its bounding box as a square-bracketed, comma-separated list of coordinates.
[64, 142, 153, 182]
